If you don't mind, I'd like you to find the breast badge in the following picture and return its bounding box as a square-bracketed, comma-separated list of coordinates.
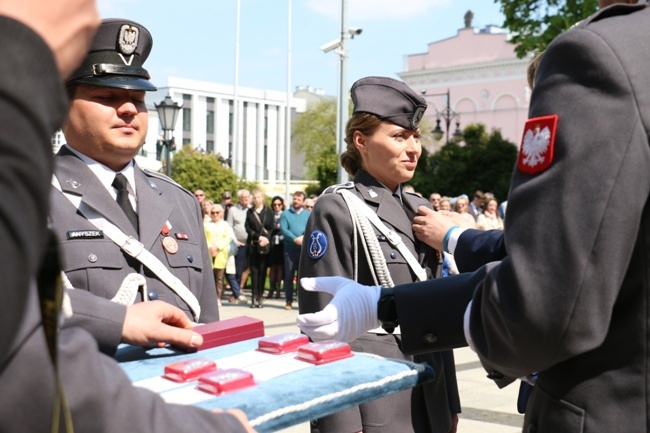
[307, 230, 328, 260]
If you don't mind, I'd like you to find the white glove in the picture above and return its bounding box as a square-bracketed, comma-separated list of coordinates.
[296, 276, 381, 343]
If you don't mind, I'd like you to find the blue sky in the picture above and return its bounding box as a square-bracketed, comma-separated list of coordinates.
[98, 0, 505, 96]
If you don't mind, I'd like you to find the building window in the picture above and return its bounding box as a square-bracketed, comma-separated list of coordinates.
[182, 108, 191, 132]
[206, 110, 214, 134]
[206, 140, 214, 153]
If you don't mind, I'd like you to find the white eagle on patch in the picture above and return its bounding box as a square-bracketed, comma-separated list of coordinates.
[521, 125, 551, 168]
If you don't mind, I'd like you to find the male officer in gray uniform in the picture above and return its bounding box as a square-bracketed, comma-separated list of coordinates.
[299, 3, 650, 432]
[49, 19, 219, 354]
[0, 8, 252, 433]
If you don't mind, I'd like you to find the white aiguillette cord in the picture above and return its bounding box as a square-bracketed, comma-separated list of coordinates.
[338, 189, 428, 283]
[51, 175, 201, 321]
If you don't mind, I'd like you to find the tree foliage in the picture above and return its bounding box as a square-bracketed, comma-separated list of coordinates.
[170, 145, 257, 202]
[412, 124, 518, 202]
[293, 99, 338, 193]
[495, 0, 598, 57]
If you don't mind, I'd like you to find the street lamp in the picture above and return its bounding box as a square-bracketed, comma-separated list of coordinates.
[426, 89, 463, 144]
[155, 95, 182, 177]
[321, 0, 362, 184]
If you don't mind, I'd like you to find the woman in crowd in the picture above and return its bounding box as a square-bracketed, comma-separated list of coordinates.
[267, 195, 285, 299]
[204, 204, 230, 306]
[245, 189, 275, 308]
[476, 197, 504, 230]
[299, 76, 460, 433]
[454, 195, 476, 226]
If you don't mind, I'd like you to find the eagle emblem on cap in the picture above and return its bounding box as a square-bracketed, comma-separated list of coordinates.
[411, 106, 425, 129]
[118, 24, 139, 56]
[517, 115, 558, 174]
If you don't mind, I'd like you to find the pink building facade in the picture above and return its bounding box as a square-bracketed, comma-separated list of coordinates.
[399, 23, 532, 147]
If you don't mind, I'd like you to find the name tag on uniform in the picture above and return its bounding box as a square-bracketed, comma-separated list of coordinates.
[66, 230, 104, 240]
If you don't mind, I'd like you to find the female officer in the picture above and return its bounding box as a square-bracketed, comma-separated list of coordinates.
[298, 76, 460, 433]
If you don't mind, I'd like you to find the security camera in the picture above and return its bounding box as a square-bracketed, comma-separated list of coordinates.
[348, 27, 363, 38]
[320, 39, 342, 53]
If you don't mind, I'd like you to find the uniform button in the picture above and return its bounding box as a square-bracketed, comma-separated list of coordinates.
[187, 255, 194, 263]
[88, 254, 98, 263]
[310, 419, 319, 427]
[148, 290, 159, 301]
[487, 371, 504, 380]
[423, 333, 437, 344]
[390, 251, 397, 259]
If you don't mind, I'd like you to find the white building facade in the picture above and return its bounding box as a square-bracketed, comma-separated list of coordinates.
[147, 77, 307, 188]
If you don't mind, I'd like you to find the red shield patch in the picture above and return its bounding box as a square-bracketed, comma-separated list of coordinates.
[517, 115, 558, 175]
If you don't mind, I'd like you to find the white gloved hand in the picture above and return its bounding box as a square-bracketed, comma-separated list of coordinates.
[296, 276, 381, 343]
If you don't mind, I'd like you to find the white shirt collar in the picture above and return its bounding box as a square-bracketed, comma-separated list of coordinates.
[64, 145, 137, 199]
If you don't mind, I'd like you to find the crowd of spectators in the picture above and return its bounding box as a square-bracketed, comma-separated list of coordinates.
[195, 188, 314, 309]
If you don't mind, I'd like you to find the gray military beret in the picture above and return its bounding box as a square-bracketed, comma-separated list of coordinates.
[67, 18, 156, 91]
[350, 76, 427, 130]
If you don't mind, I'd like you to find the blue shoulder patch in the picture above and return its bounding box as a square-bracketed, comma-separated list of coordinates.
[307, 230, 328, 260]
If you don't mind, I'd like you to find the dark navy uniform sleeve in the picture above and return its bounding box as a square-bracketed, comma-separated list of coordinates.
[454, 229, 506, 273]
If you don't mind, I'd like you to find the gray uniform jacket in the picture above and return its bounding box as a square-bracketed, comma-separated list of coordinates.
[0, 17, 245, 433]
[299, 170, 460, 433]
[394, 4, 650, 432]
[50, 146, 219, 354]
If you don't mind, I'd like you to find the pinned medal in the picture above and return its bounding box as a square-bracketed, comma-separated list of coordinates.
[518, 115, 558, 175]
[175, 233, 189, 240]
[162, 236, 178, 254]
[161, 221, 172, 236]
[307, 230, 328, 260]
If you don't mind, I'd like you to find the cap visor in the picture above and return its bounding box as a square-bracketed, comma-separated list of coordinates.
[70, 75, 157, 91]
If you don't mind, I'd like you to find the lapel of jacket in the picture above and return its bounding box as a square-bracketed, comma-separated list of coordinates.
[54, 149, 138, 238]
[353, 170, 415, 244]
[134, 166, 172, 250]
[402, 192, 431, 262]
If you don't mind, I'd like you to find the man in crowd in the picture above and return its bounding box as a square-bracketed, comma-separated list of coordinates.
[280, 191, 311, 310]
[227, 188, 251, 290]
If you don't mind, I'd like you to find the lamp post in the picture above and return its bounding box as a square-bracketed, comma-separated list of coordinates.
[427, 89, 463, 144]
[321, 0, 362, 184]
[155, 95, 182, 177]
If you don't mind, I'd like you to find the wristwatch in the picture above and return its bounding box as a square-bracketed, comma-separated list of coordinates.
[377, 287, 399, 333]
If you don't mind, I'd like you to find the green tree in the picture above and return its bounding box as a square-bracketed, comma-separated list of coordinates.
[413, 124, 518, 201]
[170, 145, 256, 202]
[293, 99, 338, 193]
[495, 0, 598, 57]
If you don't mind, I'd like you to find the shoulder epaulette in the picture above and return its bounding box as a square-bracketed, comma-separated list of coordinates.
[143, 169, 193, 197]
[322, 181, 355, 195]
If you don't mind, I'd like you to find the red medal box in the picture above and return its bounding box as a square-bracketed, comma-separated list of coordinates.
[257, 332, 310, 354]
[296, 341, 353, 365]
[174, 316, 265, 353]
[197, 368, 256, 395]
[163, 357, 216, 382]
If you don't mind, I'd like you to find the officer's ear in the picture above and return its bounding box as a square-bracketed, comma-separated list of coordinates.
[353, 130, 368, 155]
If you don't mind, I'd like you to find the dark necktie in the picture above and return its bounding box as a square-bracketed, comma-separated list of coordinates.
[112, 173, 138, 231]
